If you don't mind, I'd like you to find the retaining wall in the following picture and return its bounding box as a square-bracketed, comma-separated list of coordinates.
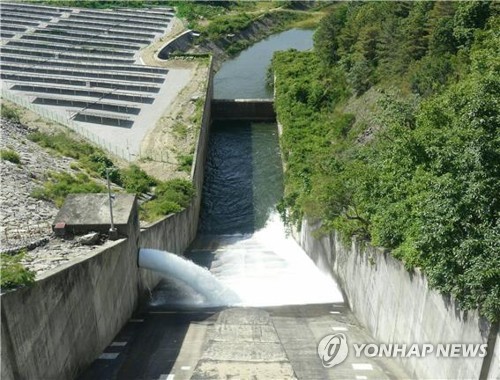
[157, 30, 194, 60]
[1, 231, 140, 379]
[294, 219, 500, 380]
[0, 58, 214, 380]
[211, 99, 275, 121]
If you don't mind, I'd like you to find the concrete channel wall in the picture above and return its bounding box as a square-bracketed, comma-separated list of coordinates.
[294, 219, 500, 380]
[1, 232, 140, 379]
[211, 98, 276, 121]
[157, 30, 194, 59]
[0, 59, 214, 380]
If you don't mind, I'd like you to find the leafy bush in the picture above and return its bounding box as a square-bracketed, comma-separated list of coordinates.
[141, 179, 195, 222]
[204, 13, 253, 40]
[82, 152, 122, 185]
[120, 164, 157, 194]
[31, 171, 106, 207]
[1, 252, 35, 290]
[0, 149, 21, 164]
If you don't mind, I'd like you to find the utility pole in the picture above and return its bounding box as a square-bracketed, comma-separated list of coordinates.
[106, 168, 118, 240]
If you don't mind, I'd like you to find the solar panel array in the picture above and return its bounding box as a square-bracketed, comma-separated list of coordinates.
[1, 2, 175, 130]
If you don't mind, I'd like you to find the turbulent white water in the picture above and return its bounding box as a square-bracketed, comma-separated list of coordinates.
[140, 212, 344, 308]
[206, 212, 344, 307]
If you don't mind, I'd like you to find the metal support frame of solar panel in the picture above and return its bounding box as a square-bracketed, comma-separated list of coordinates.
[1, 63, 166, 84]
[79, 8, 174, 18]
[0, 47, 136, 64]
[67, 13, 170, 28]
[115, 8, 175, 17]
[57, 18, 165, 34]
[1, 73, 162, 94]
[0, 21, 33, 30]
[0, 7, 62, 18]
[0, 17, 40, 27]
[80, 8, 174, 20]
[33, 29, 150, 45]
[6, 40, 136, 57]
[1, 11, 53, 22]
[19, 34, 142, 51]
[1, 60, 165, 79]
[71, 111, 134, 128]
[31, 95, 142, 115]
[68, 13, 172, 28]
[1, 2, 66, 13]
[70, 13, 172, 28]
[0, 54, 168, 75]
[0, 13, 53, 23]
[8, 83, 156, 104]
[1, 25, 27, 32]
[0, 4, 63, 14]
[44, 24, 156, 39]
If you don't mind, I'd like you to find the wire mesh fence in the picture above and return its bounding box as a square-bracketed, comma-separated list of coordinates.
[2, 88, 134, 161]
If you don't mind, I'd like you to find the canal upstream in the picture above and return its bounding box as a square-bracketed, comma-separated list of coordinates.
[80, 29, 409, 380]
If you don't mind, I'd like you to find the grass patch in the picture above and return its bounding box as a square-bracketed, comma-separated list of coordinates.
[172, 122, 188, 139]
[28, 131, 96, 159]
[28, 130, 195, 221]
[177, 153, 193, 173]
[0, 149, 21, 164]
[1, 103, 21, 123]
[1, 252, 35, 291]
[31, 171, 106, 207]
[191, 98, 205, 127]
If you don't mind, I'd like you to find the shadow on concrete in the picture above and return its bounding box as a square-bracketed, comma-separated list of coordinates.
[77, 310, 214, 380]
[77, 278, 221, 380]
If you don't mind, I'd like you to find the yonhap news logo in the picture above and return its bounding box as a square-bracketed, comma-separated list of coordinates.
[317, 333, 488, 368]
[317, 333, 349, 368]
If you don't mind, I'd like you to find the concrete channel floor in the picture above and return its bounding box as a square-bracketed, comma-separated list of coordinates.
[78, 302, 410, 380]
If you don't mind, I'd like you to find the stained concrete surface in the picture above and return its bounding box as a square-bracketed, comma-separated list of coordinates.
[79, 302, 410, 380]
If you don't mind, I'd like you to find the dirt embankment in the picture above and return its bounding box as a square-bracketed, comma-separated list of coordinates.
[137, 18, 210, 182]
[186, 10, 316, 70]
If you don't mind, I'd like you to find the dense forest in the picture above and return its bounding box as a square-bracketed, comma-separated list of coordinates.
[273, 2, 499, 322]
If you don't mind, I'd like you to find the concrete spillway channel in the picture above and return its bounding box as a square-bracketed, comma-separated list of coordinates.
[0, 1, 194, 158]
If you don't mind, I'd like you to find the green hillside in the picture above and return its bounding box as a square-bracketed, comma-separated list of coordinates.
[273, 2, 499, 322]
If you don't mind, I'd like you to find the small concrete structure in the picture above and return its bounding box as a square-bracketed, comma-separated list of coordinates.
[52, 193, 138, 237]
[211, 99, 276, 121]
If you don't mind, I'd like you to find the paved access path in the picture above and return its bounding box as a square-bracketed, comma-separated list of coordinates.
[79, 301, 409, 380]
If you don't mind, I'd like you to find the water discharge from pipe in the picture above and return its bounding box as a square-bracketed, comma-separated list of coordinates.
[138, 248, 241, 307]
[139, 211, 344, 308]
[140, 119, 344, 309]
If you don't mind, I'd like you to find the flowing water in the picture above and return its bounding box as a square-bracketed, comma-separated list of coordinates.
[147, 28, 343, 308]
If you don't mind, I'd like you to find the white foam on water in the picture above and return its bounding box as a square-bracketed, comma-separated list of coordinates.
[140, 212, 343, 308]
[210, 211, 344, 307]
